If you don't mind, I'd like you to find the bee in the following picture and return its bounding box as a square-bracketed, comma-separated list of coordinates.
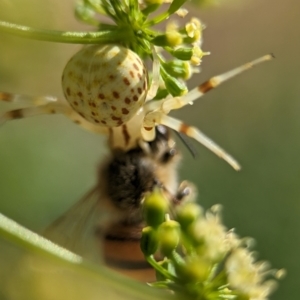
[44, 125, 193, 282]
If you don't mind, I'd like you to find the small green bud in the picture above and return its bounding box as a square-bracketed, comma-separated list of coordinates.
[169, 48, 193, 61]
[151, 34, 169, 47]
[162, 60, 191, 80]
[140, 226, 159, 256]
[160, 66, 188, 96]
[151, 33, 182, 47]
[153, 88, 169, 100]
[166, 31, 183, 47]
[177, 203, 203, 232]
[175, 257, 210, 283]
[158, 220, 181, 257]
[143, 189, 169, 227]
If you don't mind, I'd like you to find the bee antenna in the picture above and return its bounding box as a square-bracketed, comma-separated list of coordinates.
[174, 130, 198, 159]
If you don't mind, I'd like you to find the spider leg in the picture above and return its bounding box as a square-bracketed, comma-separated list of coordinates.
[145, 54, 274, 113]
[0, 92, 58, 106]
[141, 123, 156, 142]
[0, 100, 108, 135]
[145, 112, 241, 170]
[145, 46, 160, 101]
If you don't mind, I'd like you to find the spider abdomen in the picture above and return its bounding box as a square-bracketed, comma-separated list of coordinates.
[62, 44, 148, 127]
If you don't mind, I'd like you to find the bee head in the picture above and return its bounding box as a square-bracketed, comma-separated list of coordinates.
[145, 125, 179, 164]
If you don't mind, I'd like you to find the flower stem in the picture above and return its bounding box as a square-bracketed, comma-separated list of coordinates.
[146, 255, 178, 282]
[0, 21, 130, 44]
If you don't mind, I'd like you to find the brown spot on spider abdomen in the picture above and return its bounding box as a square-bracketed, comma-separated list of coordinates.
[112, 91, 120, 99]
[122, 108, 129, 115]
[123, 77, 130, 86]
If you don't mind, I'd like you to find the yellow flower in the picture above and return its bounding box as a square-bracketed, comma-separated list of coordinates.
[185, 17, 203, 42]
[191, 45, 210, 66]
[166, 21, 183, 46]
[226, 248, 277, 300]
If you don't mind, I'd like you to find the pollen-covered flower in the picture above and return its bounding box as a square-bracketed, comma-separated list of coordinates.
[226, 248, 277, 300]
[175, 8, 189, 18]
[166, 21, 183, 47]
[185, 17, 203, 43]
[191, 45, 210, 66]
[191, 205, 229, 262]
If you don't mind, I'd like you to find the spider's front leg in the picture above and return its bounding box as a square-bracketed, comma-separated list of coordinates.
[142, 111, 241, 171]
[145, 54, 274, 115]
[0, 92, 108, 135]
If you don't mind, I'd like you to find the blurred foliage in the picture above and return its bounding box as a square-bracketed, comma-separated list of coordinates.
[0, 213, 178, 300]
[0, 0, 299, 300]
[192, 0, 222, 7]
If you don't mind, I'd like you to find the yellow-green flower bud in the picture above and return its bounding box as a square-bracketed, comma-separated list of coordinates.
[166, 21, 183, 47]
[158, 220, 181, 257]
[160, 66, 188, 96]
[153, 88, 169, 100]
[151, 34, 169, 47]
[175, 257, 210, 283]
[151, 33, 183, 47]
[177, 203, 203, 231]
[140, 226, 159, 256]
[166, 31, 183, 47]
[162, 60, 191, 80]
[143, 189, 169, 227]
[170, 47, 193, 61]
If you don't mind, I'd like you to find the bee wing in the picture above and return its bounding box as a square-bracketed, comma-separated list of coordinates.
[44, 186, 111, 262]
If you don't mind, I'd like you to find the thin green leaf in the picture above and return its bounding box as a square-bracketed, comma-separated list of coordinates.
[0, 213, 178, 300]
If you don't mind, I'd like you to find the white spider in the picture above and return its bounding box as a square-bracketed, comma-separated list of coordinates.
[0, 44, 272, 170]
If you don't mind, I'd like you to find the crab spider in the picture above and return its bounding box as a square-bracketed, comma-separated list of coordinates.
[0, 44, 273, 170]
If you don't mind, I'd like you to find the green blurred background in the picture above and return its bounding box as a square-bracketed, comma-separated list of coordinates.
[0, 0, 299, 299]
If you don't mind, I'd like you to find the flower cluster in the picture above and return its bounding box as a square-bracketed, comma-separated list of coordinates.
[141, 189, 284, 300]
[0, 0, 209, 97]
[75, 0, 209, 96]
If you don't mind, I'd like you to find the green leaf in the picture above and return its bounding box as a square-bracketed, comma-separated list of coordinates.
[0, 213, 178, 300]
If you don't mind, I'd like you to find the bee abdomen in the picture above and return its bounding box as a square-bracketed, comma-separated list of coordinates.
[98, 224, 156, 282]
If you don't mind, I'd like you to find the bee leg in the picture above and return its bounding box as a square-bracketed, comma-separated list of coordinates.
[175, 181, 197, 204]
